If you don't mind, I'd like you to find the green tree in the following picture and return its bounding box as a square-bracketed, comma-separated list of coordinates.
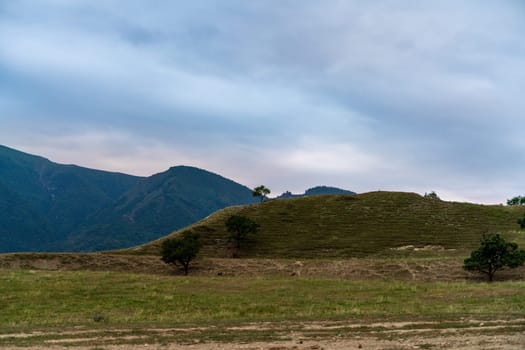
[160, 230, 201, 275]
[424, 191, 440, 200]
[464, 233, 525, 282]
[225, 215, 259, 250]
[252, 185, 271, 202]
[507, 195, 525, 206]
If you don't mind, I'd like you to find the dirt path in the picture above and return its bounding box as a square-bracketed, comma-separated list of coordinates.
[2, 319, 524, 349]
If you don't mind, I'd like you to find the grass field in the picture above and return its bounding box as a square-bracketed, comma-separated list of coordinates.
[1, 269, 524, 348]
[1, 269, 524, 328]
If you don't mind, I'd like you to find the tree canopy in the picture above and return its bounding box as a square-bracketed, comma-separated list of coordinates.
[507, 195, 525, 206]
[225, 214, 259, 250]
[252, 185, 271, 202]
[160, 230, 201, 275]
[424, 191, 440, 200]
[464, 233, 525, 282]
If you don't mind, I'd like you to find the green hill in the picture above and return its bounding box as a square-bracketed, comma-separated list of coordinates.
[129, 191, 524, 258]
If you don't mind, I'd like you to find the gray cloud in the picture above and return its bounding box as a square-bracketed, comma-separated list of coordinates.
[1, 1, 524, 203]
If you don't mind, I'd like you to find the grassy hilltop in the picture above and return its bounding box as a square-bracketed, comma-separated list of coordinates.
[129, 191, 524, 258]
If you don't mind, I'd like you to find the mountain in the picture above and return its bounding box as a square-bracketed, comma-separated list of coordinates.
[66, 166, 257, 251]
[278, 186, 355, 199]
[0, 145, 256, 252]
[130, 191, 522, 259]
[0, 182, 52, 252]
[0, 145, 141, 252]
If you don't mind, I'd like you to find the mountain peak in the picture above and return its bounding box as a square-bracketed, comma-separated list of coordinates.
[278, 186, 355, 199]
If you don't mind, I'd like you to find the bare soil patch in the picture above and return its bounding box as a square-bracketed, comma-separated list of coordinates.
[1, 319, 524, 349]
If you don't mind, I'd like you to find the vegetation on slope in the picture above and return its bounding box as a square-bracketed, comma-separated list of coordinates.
[130, 191, 523, 258]
[0, 145, 140, 252]
[0, 184, 53, 251]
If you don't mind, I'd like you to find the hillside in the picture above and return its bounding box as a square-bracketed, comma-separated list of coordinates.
[0, 183, 53, 252]
[0, 146, 257, 252]
[129, 191, 524, 258]
[69, 166, 257, 251]
[0, 145, 141, 252]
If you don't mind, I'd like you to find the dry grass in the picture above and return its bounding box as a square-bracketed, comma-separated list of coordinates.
[2, 254, 525, 283]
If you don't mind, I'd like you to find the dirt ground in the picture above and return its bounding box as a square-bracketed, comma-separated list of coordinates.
[1, 319, 524, 349]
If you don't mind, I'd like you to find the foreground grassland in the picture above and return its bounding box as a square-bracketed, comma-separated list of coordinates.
[1, 269, 524, 329]
[1, 269, 524, 348]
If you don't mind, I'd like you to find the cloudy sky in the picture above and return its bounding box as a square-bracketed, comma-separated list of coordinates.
[1, 1, 524, 203]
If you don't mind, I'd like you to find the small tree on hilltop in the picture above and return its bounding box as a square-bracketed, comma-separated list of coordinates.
[225, 215, 259, 250]
[464, 233, 525, 282]
[424, 191, 440, 200]
[507, 195, 525, 206]
[161, 230, 201, 275]
[252, 185, 271, 202]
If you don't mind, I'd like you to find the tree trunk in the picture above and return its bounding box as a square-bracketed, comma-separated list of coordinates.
[235, 231, 241, 249]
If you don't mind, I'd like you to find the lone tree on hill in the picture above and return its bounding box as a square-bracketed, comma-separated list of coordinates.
[424, 191, 440, 200]
[464, 233, 525, 282]
[225, 214, 259, 250]
[507, 195, 525, 206]
[252, 185, 271, 202]
[160, 230, 201, 275]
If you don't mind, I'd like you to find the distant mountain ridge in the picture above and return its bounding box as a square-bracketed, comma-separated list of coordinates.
[0, 145, 256, 252]
[278, 186, 355, 199]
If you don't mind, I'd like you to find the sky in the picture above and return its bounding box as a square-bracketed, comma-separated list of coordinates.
[1, 1, 524, 204]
